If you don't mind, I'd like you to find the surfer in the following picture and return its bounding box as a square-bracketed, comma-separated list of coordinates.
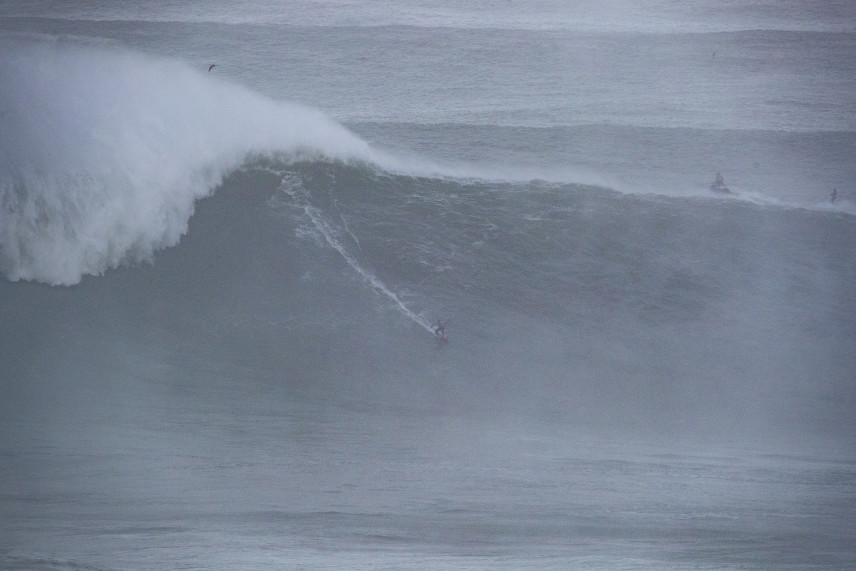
[208, 64, 217, 72]
[832, 188, 838, 203]
[433, 319, 447, 340]
[711, 172, 729, 193]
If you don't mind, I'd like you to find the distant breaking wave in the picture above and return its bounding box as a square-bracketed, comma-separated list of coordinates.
[2, 2, 854, 33]
[0, 36, 375, 285]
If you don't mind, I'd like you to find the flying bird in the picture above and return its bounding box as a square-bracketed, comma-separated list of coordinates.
[208, 64, 217, 72]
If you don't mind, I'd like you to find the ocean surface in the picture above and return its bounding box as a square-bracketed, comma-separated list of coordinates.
[2, 1, 856, 569]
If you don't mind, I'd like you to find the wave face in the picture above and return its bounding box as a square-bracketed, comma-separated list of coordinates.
[0, 37, 372, 284]
[7, 154, 853, 440]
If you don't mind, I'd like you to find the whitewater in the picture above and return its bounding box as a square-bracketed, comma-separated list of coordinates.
[2, 2, 856, 569]
[0, 37, 383, 285]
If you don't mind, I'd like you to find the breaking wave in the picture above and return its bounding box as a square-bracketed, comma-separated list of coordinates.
[0, 36, 375, 285]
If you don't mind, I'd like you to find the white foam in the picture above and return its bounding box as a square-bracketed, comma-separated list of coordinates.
[0, 36, 374, 285]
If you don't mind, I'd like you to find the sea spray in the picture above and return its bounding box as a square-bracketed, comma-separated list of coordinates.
[0, 36, 372, 285]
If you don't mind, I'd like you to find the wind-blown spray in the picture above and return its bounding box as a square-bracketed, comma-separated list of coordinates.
[0, 37, 372, 285]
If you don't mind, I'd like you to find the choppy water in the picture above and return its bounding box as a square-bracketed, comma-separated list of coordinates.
[2, 1, 855, 569]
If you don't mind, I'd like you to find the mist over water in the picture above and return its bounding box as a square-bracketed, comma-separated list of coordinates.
[2, 2, 856, 569]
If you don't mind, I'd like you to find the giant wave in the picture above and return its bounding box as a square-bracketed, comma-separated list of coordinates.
[0, 36, 377, 285]
[0, 36, 618, 286]
[6, 36, 852, 288]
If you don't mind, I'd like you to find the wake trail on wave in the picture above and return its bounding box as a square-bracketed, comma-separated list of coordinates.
[277, 172, 436, 335]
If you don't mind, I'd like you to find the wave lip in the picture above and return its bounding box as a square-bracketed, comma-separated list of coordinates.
[0, 37, 372, 285]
